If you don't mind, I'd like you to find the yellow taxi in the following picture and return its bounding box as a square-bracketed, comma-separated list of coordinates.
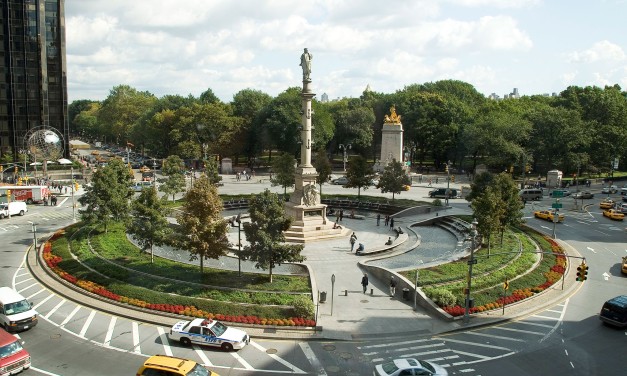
[136, 355, 219, 376]
[533, 210, 564, 222]
[603, 209, 625, 221]
[139, 166, 151, 173]
[599, 198, 615, 209]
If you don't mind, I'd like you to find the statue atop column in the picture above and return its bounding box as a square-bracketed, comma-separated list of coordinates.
[300, 48, 312, 81]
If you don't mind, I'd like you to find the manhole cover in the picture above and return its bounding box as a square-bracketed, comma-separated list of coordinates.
[339, 352, 353, 360]
[327, 366, 340, 372]
[266, 348, 278, 354]
[50, 333, 61, 340]
[322, 344, 336, 351]
[360, 299, 369, 303]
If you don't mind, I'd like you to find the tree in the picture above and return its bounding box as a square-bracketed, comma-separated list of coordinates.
[128, 187, 172, 263]
[97, 85, 157, 144]
[493, 173, 524, 244]
[270, 153, 296, 197]
[470, 185, 502, 255]
[313, 150, 332, 195]
[78, 159, 134, 233]
[241, 189, 304, 283]
[175, 175, 230, 274]
[345, 155, 375, 199]
[378, 159, 411, 200]
[204, 157, 222, 186]
[159, 155, 186, 201]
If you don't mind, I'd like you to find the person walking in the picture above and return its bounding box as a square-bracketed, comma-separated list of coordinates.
[361, 273, 369, 294]
[376, 213, 381, 226]
[389, 276, 397, 297]
[339, 209, 344, 222]
[384, 215, 390, 226]
[349, 232, 357, 252]
[390, 217, 395, 230]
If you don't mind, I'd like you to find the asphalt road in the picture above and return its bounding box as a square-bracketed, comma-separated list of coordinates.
[2, 180, 626, 375]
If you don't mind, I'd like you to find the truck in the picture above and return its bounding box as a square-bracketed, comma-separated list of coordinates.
[0, 202, 28, 219]
[0, 185, 50, 204]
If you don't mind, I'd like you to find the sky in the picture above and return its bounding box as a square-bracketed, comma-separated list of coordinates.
[65, 0, 627, 103]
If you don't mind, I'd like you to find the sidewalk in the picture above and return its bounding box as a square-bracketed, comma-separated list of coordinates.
[26, 205, 582, 341]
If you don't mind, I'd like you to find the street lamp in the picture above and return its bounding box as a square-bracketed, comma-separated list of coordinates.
[231, 214, 243, 277]
[464, 218, 478, 324]
[339, 144, 351, 172]
[58, 158, 76, 222]
[445, 161, 451, 206]
[28, 221, 37, 265]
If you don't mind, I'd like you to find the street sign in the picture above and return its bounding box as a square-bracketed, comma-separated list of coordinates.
[467, 259, 478, 265]
[552, 190, 564, 198]
[503, 279, 509, 290]
[552, 202, 563, 209]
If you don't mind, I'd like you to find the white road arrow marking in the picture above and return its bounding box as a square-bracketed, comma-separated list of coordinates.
[603, 272, 610, 281]
[587, 247, 596, 253]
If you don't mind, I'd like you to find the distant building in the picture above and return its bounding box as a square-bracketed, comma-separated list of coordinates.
[0, 0, 70, 158]
[320, 93, 329, 103]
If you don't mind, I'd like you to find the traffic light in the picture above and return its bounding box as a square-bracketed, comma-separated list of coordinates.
[0, 166, 3, 173]
[451, 175, 455, 182]
[74, 182, 79, 192]
[444, 164, 449, 173]
[525, 164, 531, 173]
[576, 262, 588, 282]
[6, 190, 10, 199]
[509, 166, 514, 173]
[14, 166, 18, 173]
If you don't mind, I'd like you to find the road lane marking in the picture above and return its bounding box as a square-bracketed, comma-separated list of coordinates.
[157, 326, 173, 356]
[25, 288, 46, 300]
[60, 305, 81, 326]
[132, 322, 141, 354]
[78, 309, 96, 338]
[103, 316, 117, 346]
[230, 351, 254, 370]
[193, 345, 213, 366]
[14, 277, 35, 285]
[32, 293, 55, 309]
[464, 331, 525, 342]
[441, 337, 511, 350]
[250, 340, 305, 373]
[45, 299, 68, 320]
[299, 342, 328, 376]
[490, 326, 545, 336]
[17, 281, 40, 293]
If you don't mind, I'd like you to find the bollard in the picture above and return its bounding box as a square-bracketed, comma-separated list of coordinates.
[370, 288, 373, 296]
[345, 289, 348, 296]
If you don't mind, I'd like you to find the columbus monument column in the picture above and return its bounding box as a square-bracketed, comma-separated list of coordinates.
[284, 48, 346, 243]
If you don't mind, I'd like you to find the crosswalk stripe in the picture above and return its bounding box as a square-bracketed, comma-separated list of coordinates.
[358, 338, 433, 349]
[532, 314, 561, 321]
[464, 331, 525, 342]
[60, 305, 80, 326]
[299, 342, 327, 376]
[441, 337, 511, 350]
[230, 351, 254, 370]
[45, 299, 67, 320]
[15, 277, 35, 286]
[78, 310, 96, 338]
[33, 293, 55, 309]
[518, 321, 554, 329]
[18, 282, 40, 294]
[132, 322, 141, 354]
[157, 327, 173, 356]
[490, 326, 545, 336]
[25, 288, 46, 300]
[250, 341, 305, 373]
[193, 345, 213, 366]
[103, 316, 117, 346]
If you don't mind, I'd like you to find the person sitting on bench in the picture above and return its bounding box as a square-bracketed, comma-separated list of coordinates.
[385, 237, 393, 245]
[333, 222, 342, 229]
[356, 243, 365, 254]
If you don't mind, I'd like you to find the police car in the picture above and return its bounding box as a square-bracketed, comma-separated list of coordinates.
[168, 318, 250, 351]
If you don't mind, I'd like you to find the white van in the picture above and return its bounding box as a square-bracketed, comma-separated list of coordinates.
[133, 181, 155, 192]
[0, 202, 28, 219]
[519, 189, 543, 201]
[0, 287, 38, 332]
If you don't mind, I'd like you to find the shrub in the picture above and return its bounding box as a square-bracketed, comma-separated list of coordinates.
[425, 288, 457, 306]
[292, 295, 315, 319]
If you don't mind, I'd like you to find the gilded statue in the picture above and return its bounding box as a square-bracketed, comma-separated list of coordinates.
[384, 106, 402, 124]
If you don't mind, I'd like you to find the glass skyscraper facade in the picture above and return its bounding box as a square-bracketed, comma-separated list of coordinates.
[0, 0, 69, 159]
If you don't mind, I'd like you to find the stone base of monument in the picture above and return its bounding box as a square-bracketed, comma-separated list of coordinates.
[284, 202, 350, 243]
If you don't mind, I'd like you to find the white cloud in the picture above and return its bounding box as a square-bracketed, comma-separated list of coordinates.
[568, 40, 626, 63]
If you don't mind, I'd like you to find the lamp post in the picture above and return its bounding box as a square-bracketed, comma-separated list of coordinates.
[28, 221, 37, 265]
[339, 144, 351, 171]
[231, 214, 242, 277]
[70, 165, 76, 222]
[464, 218, 478, 324]
[445, 161, 451, 206]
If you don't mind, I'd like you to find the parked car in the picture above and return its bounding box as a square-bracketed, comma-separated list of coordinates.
[331, 176, 349, 185]
[603, 209, 625, 221]
[374, 358, 448, 376]
[139, 166, 151, 173]
[534, 210, 564, 223]
[136, 355, 217, 376]
[572, 191, 594, 199]
[168, 318, 250, 351]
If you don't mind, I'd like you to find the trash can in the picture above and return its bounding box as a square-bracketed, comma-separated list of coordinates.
[402, 288, 410, 301]
[319, 291, 327, 303]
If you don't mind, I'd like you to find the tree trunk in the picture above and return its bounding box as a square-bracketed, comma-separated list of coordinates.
[200, 256, 204, 274]
[150, 243, 154, 264]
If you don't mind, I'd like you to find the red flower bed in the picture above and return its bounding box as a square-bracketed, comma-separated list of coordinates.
[43, 241, 316, 327]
